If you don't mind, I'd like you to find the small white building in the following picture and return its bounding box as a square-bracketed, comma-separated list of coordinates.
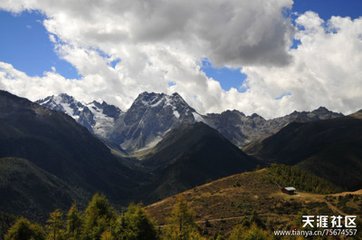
[281, 187, 296, 195]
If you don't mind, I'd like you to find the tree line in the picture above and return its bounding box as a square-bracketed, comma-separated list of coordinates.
[4, 193, 273, 240]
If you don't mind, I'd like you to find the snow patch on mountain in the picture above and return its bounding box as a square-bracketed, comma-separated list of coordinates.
[173, 110, 180, 119]
[192, 112, 206, 123]
[86, 102, 117, 138]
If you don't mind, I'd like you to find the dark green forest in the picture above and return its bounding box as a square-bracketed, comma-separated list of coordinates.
[267, 164, 341, 194]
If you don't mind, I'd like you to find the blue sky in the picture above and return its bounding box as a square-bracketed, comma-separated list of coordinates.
[0, 10, 79, 78]
[293, 0, 362, 20]
[201, 59, 248, 92]
[0, 0, 361, 90]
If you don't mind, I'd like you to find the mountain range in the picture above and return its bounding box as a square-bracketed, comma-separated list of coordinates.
[37, 92, 343, 153]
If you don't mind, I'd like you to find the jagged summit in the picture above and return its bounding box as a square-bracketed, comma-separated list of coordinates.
[127, 91, 197, 121]
[110, 92, 204, 152]
[205, 106, 343, 147]
[313, 106, 329, 112]
[89, 100, 122, 119]
[133, 91, 193, 112]
[37, 93, 122, 138]
[37, 94, 84, 116]
[250, 113, 264, 119]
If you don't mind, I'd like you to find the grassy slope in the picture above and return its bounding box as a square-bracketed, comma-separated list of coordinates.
[146, 167, 362, 237]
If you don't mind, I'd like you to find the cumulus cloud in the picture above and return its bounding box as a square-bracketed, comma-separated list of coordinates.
[242, 12, 362, 116]
[0, 1, 361, 118]
[1, 0, 293, 66]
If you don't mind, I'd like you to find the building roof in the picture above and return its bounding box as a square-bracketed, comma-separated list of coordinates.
[284, 187, 296, 191]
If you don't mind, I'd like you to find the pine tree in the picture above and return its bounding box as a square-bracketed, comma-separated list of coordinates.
[214, 233, 225, 240]
[46, 209, 64, 240]
[100, 230, 114, 240]
[5, 217, 45, 240]
[228, 225, 244, 240]
[163, 196, 204, 240]
[249, 211, 265, 229]
[242, 224, 271, 240]
[113, 203, 158, 240]
[82, 193, 116, 240]
[228, 224, 271, 240]
[65, 203, 82, 240]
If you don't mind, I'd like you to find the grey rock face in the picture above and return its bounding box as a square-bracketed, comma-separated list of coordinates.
[110, 92, 204, 152]
[205, 107, 344, 147]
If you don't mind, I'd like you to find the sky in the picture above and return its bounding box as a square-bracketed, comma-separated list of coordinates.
[0, 0, 361, 118]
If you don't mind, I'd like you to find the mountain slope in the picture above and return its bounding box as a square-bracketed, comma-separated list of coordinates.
[0, 157, 82, 220]
[0, 90, 140, 204]
[142, 122, 259, 201]
[247, 115, 362, 190]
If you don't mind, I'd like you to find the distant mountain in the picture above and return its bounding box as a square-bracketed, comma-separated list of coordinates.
[109, 92, 205, 152]
[36, 94, 123, 140]
[350, 109, 362, 119]
[205, 107, 343, 147]
[247, 115, 362, 190]
[142, 122, 259, 201]
[205, 110, 267, 147]
[0, 91, 141, 211]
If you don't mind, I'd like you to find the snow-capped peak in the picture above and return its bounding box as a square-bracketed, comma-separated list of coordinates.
[130, 91, 200, 120]
[37, 93, 85, 120]
[37, 94, 123, 139]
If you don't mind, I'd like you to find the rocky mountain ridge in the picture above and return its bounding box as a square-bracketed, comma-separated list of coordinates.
[37, 92, 344, 152]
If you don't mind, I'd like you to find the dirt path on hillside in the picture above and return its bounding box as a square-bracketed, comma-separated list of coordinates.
[195, 213, 295, 224]
[324, 201, 347, 215]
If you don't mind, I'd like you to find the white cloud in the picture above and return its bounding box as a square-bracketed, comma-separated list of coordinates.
[242, 12, 362, 116]
[0, 1, 361, 118]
